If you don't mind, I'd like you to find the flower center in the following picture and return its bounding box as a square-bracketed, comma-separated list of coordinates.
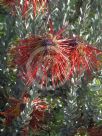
[69, 39, 78, 47]
[42, 39, 54, 47]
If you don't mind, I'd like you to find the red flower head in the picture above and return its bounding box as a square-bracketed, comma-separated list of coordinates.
[87, 126, 102, 136]
[0, 0, 20, 15]
[0, 97, 23, 126]
[0, 0, 19, 9]
[0, 0, 14, 6]
[11, 21, 72, 90]
[0, 92, 30, 126]
[22, 0, 47, 16]
[68, 37, 102, 78]
[30, 98, 48, 131]
[0, 94, 48, 131]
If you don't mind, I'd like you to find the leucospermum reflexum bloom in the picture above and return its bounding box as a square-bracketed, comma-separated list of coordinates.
[0, 94, 48, 131]
[22, 0, 48, 16]
[0, 97, 22, 126]
[0, 0, 21, 9]
[11, 25, 72, 90]
[9, 32, 102, 90]
[0, 0, 47, 17]
[67, 37, 102, 78]
[0, 0, 20, 15]
[0, 0, 15, 7]
[30, 98, 48, 131]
